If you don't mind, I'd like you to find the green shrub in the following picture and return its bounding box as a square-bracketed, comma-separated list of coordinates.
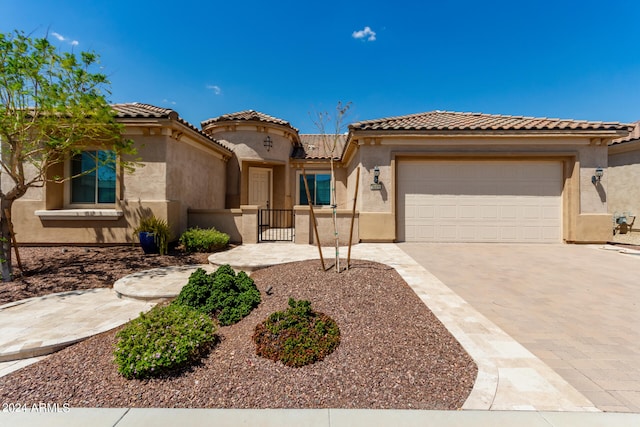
[179, 227, 229, 253]
[113, 304, 216, 379]
[173, 265, 261, 326]
[253, 298, 340, 368]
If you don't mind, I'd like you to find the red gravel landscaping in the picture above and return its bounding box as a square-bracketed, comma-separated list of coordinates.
[0, 247, 477, 409]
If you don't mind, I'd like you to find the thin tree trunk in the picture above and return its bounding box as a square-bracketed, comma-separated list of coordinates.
[331, 157, 339, 272]
[0, 198, 14, 282]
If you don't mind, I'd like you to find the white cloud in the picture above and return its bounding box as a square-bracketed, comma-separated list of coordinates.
[352, 26, 376, 42]
[51, 31, 79, 46]
[207, 85, 222, 95]
[162, 99, 177, 105]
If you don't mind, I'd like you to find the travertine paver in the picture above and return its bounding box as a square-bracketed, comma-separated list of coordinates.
[0, 289, 153, 362]
[114, 264, 216, 300]
[398, 243, 640, 412]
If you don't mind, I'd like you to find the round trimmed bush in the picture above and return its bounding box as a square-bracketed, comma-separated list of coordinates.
[173, 265, 261, 326]
[113, 304, 216, 379]
[253, 298, 340, 368]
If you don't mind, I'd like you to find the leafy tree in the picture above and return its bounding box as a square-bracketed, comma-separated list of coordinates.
[0, 30, 136, 281]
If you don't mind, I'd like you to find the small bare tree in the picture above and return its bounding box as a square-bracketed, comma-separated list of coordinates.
[310, 101, 351, 272]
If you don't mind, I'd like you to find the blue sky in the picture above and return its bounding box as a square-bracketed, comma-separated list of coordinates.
[4, 1, 640, 132]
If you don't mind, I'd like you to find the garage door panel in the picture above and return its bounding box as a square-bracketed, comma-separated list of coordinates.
[398, 160, 562, 242]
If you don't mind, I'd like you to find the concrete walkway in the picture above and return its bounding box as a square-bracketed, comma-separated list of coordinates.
[2, 242, 639, 424]
[398, 243, 640, 413]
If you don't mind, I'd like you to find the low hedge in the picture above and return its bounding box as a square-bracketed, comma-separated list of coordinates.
[179, 227, 229, 253]
[113, 304, 216, 379]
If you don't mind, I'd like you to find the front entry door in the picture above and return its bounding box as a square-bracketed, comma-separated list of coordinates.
[248, 167, 272, 209]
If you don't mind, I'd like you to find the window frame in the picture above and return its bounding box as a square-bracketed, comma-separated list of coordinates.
[296, 170, 332, 207]
[64, 149, 118, 208]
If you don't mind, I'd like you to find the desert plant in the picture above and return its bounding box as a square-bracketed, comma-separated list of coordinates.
[179, 227, 229, 253]
[113, 304, 216, 379]
[253, 298, 340, 368]
[173, 265, 261, 326]
[133, 214, 171, 255]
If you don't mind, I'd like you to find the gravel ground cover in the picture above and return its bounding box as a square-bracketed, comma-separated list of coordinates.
[0, 247, 477, 409]
[1, 246, 210, 305]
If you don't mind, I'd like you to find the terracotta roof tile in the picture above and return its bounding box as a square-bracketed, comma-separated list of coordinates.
[611, 121, 640, 146]
[201, 110, 298, 132]
[293, 134, 348, 160]
[112, 103, 232, 153]
[112, 103, 178, 119]
[350, 110, 633, 133]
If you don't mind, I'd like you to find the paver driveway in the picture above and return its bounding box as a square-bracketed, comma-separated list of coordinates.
[398, 243, 640, 413]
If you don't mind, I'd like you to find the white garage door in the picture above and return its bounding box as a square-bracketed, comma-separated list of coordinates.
[397, 160, 562, 242]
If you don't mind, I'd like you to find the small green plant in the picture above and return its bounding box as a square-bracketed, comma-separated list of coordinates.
[113, 304, 216, 379]
[179, 227, 229, 253]
[173, 265, 261, 326]
[253, 298, 340, 368]
[133, 214, 171, 255]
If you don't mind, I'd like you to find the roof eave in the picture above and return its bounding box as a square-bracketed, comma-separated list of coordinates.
[609, 138, 640, 154]
[118, 117, 232, 157]
[349, 128, 631, 139]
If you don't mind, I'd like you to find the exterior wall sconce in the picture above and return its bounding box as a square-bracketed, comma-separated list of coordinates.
[263, 135, 272, 152]
[592, 167, 603, 185]
[371, 166, 382, 190]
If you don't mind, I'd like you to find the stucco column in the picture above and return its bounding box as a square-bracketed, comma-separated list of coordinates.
[240, 205, 259, 244]
[294, 205, 310, 244]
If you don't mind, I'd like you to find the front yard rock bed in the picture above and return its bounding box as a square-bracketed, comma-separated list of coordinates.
[0, 257, 477, 409]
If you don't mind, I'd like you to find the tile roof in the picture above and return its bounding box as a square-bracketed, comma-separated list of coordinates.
[112, 103, 178, 120]
[293, 134, 348, 160]
[201, 110, 299, 132]
[111, 103, 232, 153]
[350, 110, 633, 133]
[610, 121, 640, 145]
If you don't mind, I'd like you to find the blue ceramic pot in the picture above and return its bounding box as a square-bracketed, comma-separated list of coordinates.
[138, 231, 159, 254]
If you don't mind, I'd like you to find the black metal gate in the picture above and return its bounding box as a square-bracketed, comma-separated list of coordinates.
[258, 209, 295, 242]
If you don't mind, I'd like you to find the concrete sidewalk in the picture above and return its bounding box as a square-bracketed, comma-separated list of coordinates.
[1, 408, 637, 427]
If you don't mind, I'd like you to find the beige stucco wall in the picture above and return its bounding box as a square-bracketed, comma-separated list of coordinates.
[165, 134, 228, 233]
[11, 122, 229, 245]
[608, 142, 640, 241]
[347, 135, 612, 243]
[122, 132, 168, 200]
[204, 124, 296, 209]
[188, 208, 243, 243]
[294, 206, 358, 246]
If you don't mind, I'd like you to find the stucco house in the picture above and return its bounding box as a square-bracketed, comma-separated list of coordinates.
[10, 103, 634, 246]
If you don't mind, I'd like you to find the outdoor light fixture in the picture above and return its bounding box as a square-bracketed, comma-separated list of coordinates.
[370, 166, 382, 191]
[592, 167, 604, 185]
[263, 135, 272, 152]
